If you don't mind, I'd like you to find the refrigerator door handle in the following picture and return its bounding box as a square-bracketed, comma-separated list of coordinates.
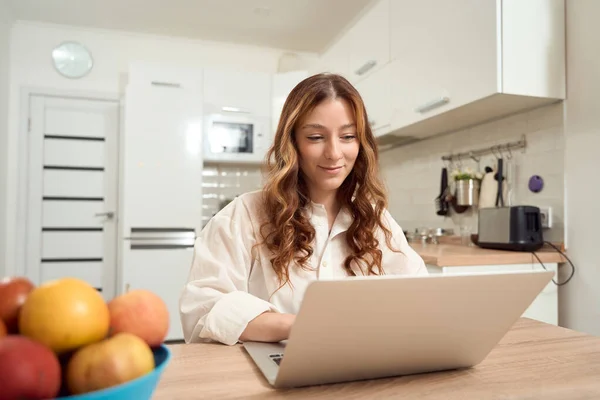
[124, 227, 196, 250]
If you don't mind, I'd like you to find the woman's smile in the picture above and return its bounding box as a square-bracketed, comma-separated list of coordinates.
[318, 165, 344, 174]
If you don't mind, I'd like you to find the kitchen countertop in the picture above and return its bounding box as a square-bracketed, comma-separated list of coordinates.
[410, 241, 567, 267]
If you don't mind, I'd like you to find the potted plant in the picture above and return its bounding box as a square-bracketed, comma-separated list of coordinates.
[450, 167, 483, 206]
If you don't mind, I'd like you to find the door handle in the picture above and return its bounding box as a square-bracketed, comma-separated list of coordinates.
[95, 211, 115, 219]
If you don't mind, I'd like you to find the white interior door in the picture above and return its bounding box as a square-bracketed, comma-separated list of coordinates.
[26, 94, 120, 300]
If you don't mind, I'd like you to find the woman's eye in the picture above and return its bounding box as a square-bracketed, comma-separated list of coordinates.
[307, 135, 323, 141]
[342, 134, 357, 141]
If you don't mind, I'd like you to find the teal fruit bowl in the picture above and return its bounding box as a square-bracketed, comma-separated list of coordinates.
[57, 344, 171, 400]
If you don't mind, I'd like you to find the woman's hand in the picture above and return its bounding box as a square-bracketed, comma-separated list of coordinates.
[239, 312, 296, 343]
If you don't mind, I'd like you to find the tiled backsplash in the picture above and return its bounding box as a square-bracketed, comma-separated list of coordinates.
[380, 102, 565, 242]
[201, 163, 264, 227]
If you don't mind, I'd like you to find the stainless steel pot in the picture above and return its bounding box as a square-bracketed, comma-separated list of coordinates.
[456, 179, 480, 206]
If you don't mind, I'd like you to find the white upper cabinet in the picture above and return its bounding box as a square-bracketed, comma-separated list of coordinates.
[388, 0, 565, 139]
[390, 0, 497, 128]
[203, 68, 272, 117]
[312, 0, 565, 145]
[310, 33, 352, 80]
[310, 0, 390, 83]
[355, 62, 393, 136]
[346, 0, 390, 83]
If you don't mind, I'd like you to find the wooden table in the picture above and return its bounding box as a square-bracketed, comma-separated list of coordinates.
[153, 319, 600, 399]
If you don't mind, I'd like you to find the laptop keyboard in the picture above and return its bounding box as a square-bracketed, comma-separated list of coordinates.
[269, 353, 284, 366]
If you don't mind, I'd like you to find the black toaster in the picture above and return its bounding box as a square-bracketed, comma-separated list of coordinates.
[477, 206, 544, 252]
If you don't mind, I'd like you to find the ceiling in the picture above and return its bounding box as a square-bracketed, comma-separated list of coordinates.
[7, 0, 374, 53]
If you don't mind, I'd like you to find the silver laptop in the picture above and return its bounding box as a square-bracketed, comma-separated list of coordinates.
[243, 269, 554, 388]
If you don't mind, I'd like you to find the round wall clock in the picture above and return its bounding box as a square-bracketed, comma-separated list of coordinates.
[51, 41, 94, 79]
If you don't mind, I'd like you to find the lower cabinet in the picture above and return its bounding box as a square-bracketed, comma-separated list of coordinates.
[425, 263, 559, 326]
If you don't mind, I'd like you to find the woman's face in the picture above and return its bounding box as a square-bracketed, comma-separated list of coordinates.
[294, 98, 360, 202]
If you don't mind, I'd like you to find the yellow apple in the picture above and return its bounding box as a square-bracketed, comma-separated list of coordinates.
[65, 332, 155, 395]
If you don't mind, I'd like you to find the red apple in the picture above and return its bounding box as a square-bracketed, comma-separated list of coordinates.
[0, 335, 62, 400]
[0, 276, 35, 333]
[107, 289, 169, 347]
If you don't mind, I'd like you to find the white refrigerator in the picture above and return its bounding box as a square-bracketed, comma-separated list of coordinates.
[120, 62, 204, 342]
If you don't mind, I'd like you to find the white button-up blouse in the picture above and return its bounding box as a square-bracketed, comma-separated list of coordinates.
[179, 190, 428, 346]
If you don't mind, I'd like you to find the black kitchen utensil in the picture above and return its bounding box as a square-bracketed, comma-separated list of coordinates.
[435, 168, 450, 216]
[495, 158, 504, 207]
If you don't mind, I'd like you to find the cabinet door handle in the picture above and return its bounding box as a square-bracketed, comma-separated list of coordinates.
[151, 81, 182, 88]
[415, 96, 450, 113]
[221, 106, 251, 114]
[369, 120, 391, 131]
[355, 60, 377, 76]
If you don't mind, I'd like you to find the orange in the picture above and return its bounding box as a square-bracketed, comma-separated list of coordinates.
[19, 277, 110, 354]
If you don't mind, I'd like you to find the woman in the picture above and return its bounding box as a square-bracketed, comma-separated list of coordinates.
[179, 73, 427, 346]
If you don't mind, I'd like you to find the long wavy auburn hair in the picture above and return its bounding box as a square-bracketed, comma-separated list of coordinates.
[259, 73, 398, 289]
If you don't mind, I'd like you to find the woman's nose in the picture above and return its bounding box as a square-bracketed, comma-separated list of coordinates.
[324, 140, 342, 160]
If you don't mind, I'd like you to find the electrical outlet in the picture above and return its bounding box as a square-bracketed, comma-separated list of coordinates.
[539, 206, 552, 229]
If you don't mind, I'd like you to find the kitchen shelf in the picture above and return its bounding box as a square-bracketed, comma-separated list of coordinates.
[441, 135, 526, 163]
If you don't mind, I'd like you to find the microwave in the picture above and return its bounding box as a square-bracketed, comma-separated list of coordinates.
[203, 113, 271, 164]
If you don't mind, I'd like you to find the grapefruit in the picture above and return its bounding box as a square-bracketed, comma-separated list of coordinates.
[19, 277, 110, 353]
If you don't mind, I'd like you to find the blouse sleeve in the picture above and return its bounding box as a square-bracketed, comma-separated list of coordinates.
[179, 197, 279, 346]
[380, 210, 429, 276]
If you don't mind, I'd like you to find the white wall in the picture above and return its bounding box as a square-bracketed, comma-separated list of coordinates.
[0, 0, 14, 278]
[560, 0, 600, 335]
[4, 21, 317, 276]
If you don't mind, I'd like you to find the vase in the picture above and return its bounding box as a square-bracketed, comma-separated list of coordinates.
[456, 179, 480, 206]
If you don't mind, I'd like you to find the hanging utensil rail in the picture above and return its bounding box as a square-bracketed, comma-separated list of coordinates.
[441, 135, 526, 162]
